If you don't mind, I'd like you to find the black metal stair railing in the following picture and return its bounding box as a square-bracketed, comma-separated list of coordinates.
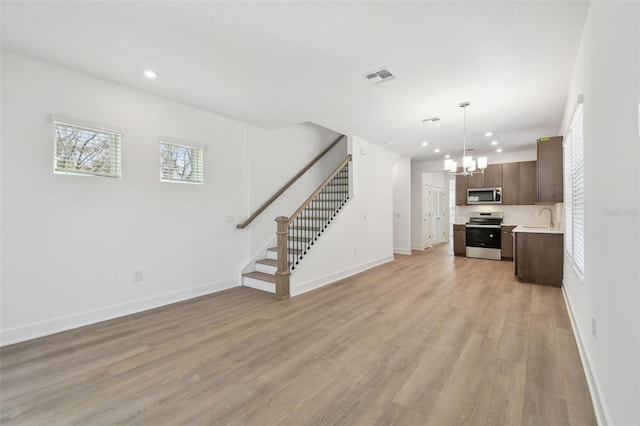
[288, 163, 350, 271]
[274, 155, 352, 299]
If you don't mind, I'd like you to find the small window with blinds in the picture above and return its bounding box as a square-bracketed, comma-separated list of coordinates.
[160, 141, 204, 184]
[54, 121, 121, 177]
[564, 98, 584, 277]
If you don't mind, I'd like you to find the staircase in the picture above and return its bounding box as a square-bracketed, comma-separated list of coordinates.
[243, 156, 352, 297]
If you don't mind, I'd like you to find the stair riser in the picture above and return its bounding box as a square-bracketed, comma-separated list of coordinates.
[243, 276, 275, 293]
[256, 263, 277, 274]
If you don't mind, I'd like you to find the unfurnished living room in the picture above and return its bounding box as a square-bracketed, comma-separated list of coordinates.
[0, 1, 638, 425]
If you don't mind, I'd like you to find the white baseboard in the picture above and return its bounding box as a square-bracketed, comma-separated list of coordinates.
[411, 244, 425, 251]
[393, 248, 412, 255]
[0, 279, 239, 347]
[291, 255, 394, 297]
[561, 287, 610, 426]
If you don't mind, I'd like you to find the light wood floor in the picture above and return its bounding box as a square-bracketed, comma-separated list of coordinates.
[1, 244, 596, 425]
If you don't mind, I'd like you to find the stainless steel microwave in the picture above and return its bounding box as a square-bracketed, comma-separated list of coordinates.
[467, 187, 502, 204]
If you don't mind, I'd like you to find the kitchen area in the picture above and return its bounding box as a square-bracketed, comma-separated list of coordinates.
[451, 136, 564, 287]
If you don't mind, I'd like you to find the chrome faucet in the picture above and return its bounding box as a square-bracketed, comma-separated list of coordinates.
[539, 207, 554, 228]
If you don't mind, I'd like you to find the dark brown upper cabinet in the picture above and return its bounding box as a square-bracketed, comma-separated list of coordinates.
[537, 136, 564, 204]
[502, 163, 519, 205]
[483, 164, 502, 188]
[518, 161, 537, 205]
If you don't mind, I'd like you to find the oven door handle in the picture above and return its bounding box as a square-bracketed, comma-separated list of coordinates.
[465, 225, 501, 229]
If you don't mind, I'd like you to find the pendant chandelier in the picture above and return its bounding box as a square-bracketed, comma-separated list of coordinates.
[444, 101, 487, 176]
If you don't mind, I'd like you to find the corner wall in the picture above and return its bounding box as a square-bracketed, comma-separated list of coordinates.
[0, 52, 248, 345]
[289, 136, 398, 296]
[392, 156, 412, 254]
[559, 3, 640, 425]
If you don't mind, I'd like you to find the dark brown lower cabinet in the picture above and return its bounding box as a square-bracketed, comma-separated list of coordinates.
[501, 226, 516, 259]
[514, 232, 563, 287]
[453, 224, 466, 256]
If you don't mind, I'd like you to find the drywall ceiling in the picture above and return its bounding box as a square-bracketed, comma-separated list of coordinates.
[0, 1, 588, 162]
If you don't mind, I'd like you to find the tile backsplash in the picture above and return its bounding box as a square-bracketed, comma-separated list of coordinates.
[456, 204, 564, 229]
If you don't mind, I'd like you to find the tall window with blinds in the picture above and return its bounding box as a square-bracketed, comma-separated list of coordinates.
[54, 121, 122, 177]
[160, 141, 204, 184]
[564, 99, 584, 276]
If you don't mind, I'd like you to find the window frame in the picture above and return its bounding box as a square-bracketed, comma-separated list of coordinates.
[564, 97, 585, 279]
[159, 140, 204, 184]
[53, 120, 122, 178]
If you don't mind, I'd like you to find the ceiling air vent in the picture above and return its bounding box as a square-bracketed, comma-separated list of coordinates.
[364, 68, 396, 84]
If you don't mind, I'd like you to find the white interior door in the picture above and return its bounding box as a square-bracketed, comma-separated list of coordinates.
[429, 186, 447, 245]
[423, 184, 433, 248]
[432, 187, 446, 244]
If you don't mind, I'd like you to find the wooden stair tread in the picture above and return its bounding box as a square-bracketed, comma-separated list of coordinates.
[256, 258, 278, 266]
[243, 271, 276, 283]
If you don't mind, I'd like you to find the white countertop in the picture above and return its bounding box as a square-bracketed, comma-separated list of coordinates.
[513, 225, 564, 234]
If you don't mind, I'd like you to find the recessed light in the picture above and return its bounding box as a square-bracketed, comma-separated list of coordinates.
[496, 148, 503, 153]
[434, 148, 440, 153]
[422, 117, 440, 123]
[421, 141, 428, 147]
[485, 132, 492, 137]
[144, 70, 157, 79]
[445, 154, 451, 159]
[491, 140, 498, 145]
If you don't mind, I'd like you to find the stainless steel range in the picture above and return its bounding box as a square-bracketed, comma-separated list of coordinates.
[466, 212, 503, 260]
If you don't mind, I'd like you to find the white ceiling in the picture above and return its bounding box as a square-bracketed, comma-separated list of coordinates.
[0, 1, 588, 162]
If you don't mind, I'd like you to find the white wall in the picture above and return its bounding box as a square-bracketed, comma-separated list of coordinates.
[392, 156, 411, 255]
[0, 52, 352, 345]
[559, 3, 640, 425]
[0, 52, 248, 344]
[290, 136, 398, 295]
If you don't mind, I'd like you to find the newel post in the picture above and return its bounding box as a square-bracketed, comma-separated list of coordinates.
[275, 216, 290, 300]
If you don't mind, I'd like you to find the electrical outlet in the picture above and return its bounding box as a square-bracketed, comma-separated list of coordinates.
[592, 317, 596, 337]
[134, 271, 143, 282]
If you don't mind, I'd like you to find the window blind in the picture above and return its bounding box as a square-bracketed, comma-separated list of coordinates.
[564, 131, 573, 257]
[54, 121, 121, 178]
[570, 103, 585, 275]
[564, 99, 584, 277]
[160, 141, 204, 184]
